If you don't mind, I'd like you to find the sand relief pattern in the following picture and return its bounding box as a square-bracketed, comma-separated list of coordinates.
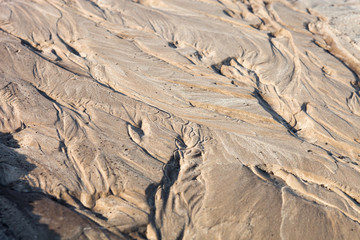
[0, 0, 360, 239]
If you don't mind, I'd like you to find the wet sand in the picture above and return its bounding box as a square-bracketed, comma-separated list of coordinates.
[0, 0, 360, 239]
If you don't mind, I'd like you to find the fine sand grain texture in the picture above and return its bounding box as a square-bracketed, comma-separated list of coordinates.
[0, 0, 360, 239]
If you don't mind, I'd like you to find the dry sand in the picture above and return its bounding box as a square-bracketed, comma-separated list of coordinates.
[0, 0, 360, 239]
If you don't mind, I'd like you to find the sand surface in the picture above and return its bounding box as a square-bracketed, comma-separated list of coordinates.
[0, 0, 360, 239]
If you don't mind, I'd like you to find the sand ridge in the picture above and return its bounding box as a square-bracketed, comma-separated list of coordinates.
[0, 0, 360, 239]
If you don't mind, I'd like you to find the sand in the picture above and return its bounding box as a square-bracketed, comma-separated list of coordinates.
[0, 0, 360, 239]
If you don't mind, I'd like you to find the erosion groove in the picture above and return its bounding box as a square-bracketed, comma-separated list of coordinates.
[1, 0, 360, 239]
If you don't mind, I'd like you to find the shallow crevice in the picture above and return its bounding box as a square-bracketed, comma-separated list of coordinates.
[252, 89, 298, 136]
[145, 150, 182, 240]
